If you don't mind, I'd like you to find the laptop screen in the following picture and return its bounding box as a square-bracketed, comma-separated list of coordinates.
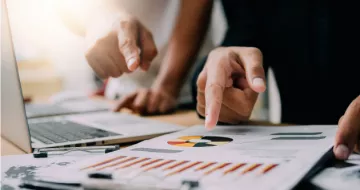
[1, 0, 33, 153]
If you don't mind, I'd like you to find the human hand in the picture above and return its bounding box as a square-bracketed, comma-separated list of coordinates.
[85, 12, 157, 79]
[113, 86, 177, 115]
[196, 47, 266, 129]
[333, 95, 360, 160]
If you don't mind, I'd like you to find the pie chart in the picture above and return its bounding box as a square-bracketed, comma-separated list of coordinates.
[167, 136, 233, 147]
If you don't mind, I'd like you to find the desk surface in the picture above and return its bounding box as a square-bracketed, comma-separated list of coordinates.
[1, 110, 205, 156]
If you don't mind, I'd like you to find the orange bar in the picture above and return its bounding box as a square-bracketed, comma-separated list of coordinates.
[261, 164, 278, 174]
[166, 161, 202, 176]
[163, 160, 189, 171]
[195, 162, 217, 171]
[81, 156, 126, 170]
[144, 160, 175, 172]
[204, 163, 231, 175]
[96, 157, 137, 171]
[241, 163, 262, 174]
[223, 163, 246, 175]
[140, 159, 163, 168]
[115, 158, 150, 170]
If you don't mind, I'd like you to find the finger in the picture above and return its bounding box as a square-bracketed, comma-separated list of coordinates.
[235, 47, 266, 93]
[112, 92, 137, 112]
[140, 60, 151, 71]
[196, 103, 205, 117]
[338, 115, 344, 126]
[108, 51, 129, 74]
[117, 20, 141, 71]
[200, 86, 257, 122]
[159, 100, 169, 114]
[197, 101, 248, 125]
[234, 76, 249, 89]
[222, 87, 257, 118]
[86, 55, 107, 79]
[244, 88, 258, 107]
[159, 98, 176, 114]
[139, 28, 157, 71]
[102, 56, 123, 78]
[133, 89, 149, 114]
[217, 102, 249, 124]
[204, 53, 233, 130]
[147, 91, 161, 113]
[197, 90, 205, 108]
[334, 96, 360, 160]
[196, 70, 207, 93]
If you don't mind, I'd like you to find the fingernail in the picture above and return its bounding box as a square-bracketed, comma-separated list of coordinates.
[252, 77, 265, 87]
[335, 144, 350, 159]
[127, 58, 137, 71]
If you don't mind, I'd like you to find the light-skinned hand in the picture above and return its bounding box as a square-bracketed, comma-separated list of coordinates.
[85, 12, 157, 79]
[334, 95, 360, 160]
[113, 87, 177, 115]
[196, 47, 266, 129]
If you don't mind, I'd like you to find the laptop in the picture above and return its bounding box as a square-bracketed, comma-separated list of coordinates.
[1, 0, 184, 152]
[24, 98, 112, 119]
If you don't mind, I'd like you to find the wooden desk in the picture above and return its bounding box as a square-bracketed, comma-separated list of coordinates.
[1, 110, 205, 156]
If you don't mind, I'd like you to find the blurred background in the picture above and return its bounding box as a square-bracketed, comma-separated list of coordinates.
[7, 0, 94, 101]
[6, 0, 281, 123]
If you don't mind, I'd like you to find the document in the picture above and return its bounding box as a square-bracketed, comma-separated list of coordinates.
[311, 153, 360, 190]
[0, 153, 92, 189]
[39, 125, 337, 190]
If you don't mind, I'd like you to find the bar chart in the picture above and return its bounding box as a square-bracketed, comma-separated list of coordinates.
[59, 125, 337, 190]
[80, 155, 279, 183]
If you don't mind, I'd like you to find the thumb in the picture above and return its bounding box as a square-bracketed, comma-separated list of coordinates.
[334, 95, 360, 160]
[236, 47, 266, 93]
[117, 20, 141, 71]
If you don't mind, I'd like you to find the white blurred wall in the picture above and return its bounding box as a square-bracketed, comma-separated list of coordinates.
[7, 0, 95, 93]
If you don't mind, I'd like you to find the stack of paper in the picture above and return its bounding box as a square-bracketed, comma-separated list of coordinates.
[41, 125, 337, 190]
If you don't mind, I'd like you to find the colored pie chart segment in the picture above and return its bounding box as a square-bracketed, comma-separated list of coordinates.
[167, 136, 233, 147]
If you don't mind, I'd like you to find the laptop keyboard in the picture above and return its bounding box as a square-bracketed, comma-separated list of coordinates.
[28, 120, 120, 144]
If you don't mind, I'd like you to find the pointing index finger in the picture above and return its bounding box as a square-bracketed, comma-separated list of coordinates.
[117, 19, 141, 71]
[204, 50, 235, 130]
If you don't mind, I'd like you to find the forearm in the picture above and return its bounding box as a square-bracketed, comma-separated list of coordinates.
[155, 0, 213, 95]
